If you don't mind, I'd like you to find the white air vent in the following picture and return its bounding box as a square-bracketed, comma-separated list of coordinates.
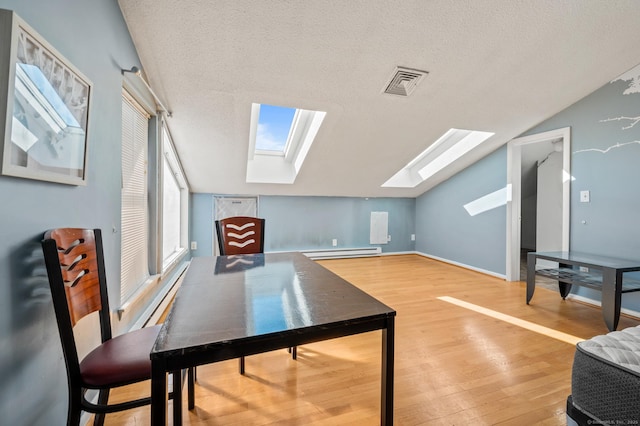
[383, 66, 428, 96]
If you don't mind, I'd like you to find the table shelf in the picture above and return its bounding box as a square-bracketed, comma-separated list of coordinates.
[536, 267, 640, 293]
[526, 251, 640, 331]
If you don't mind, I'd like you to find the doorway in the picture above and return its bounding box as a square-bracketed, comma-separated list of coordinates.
[506, 127, 571, 281]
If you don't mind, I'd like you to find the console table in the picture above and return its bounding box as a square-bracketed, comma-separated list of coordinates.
[526, 251, 640, 331]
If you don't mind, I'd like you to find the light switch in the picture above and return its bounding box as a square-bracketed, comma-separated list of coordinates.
[580, 190, 590, 203]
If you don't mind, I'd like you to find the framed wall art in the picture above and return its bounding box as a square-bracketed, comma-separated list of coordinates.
[0, 9, 92, 185]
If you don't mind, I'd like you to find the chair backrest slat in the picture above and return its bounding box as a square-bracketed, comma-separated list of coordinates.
[45, 228, 103, 326]
[215, 216, 265, 255]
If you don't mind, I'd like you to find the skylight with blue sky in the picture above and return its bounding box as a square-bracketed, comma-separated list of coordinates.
[247, 102, 326, 184]
[255, 104, 296, 152]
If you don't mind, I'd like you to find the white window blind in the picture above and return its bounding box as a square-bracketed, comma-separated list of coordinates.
[121, 92, 150, 302]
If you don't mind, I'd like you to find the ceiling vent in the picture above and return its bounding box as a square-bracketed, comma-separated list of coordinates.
[383, 66, 428, 97]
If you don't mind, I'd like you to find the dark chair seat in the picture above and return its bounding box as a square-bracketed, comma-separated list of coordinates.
[80, 324, 161, 388]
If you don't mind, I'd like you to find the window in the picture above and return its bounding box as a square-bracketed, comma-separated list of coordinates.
[161, 124, 188, 270]
[119, 87, 189, 308]
[382, 128, 494, 188]
[120, 91, 150, 302]
[255, 104, 296, 153]
[246, 103, 326, 184]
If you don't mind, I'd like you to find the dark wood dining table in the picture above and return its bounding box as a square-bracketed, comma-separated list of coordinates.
[150, 252, 396, 425]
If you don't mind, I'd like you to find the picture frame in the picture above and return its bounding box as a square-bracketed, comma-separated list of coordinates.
[0, 9, 92, 186]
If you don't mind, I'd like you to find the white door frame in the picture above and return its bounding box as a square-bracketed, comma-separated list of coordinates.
[505, 127, 571, 281]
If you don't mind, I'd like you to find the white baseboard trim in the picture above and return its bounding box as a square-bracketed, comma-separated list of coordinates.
[273, 249, 508, 281]
[307, 249, 507, 280]
[566, 294, 640, 320]
[414, 251, 507, 280]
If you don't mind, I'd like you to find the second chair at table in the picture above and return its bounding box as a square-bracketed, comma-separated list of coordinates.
[214, 216, 297, 374]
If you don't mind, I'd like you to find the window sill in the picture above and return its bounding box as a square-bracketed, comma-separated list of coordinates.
[162, 247, 188, 276]
[116, 249, 189, 329]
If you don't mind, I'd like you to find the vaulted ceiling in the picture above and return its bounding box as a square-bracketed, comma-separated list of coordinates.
[117, 0, 640, 197]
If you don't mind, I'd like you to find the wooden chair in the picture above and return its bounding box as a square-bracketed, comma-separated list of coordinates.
[41, 228, 183, 425]
[214, 216, 296, 374]
[215, 216, 265, 255]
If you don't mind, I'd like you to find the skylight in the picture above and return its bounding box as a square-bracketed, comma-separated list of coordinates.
[382, 128, 494, 188]
[255, 104, 296, 153]
[247, 103, 326, 184]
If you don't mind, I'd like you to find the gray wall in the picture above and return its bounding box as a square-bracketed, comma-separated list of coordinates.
[190, 194, 416, 256]
[190, 193, 215, 257]
[415, 147, 507, 275]
[0, 1, 150, 424]
[261, 196, 415, 253]
[522, 66, 640, 306]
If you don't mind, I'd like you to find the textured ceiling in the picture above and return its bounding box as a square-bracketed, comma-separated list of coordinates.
[117, 0, 640, 197]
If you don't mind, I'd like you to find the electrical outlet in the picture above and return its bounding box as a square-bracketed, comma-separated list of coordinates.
[580, 190, 590, 203]
[332, 239, 337, 247]
[411, 234, 415, 241]
[387, 235, 391, 242]
[190, 241, 197, 250]
[579, 266, 589, 272]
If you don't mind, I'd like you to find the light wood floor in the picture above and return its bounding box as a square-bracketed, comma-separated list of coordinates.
[103, 254, 639, 425]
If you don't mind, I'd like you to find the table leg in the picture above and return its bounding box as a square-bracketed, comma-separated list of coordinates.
[172, 370, 182, 425]
[151, 361, 167, 425]
[601, 268, 622, 331]
[526, 252, 536, 304]
[558, 263, 572, 299]
[188, 367, 195, 410]
[381, 316, 395, 426]
[239, 357, 245, 375]
[558, 282, 572, 299]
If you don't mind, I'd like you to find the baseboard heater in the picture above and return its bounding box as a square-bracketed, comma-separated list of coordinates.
[302, 247, 382, 260]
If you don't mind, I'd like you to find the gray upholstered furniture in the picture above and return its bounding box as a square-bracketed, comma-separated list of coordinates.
[567, 325, 640, 425]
